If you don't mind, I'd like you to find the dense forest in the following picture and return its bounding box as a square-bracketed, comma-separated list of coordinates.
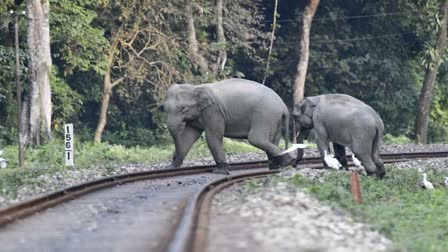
[1, 0, 448, 149]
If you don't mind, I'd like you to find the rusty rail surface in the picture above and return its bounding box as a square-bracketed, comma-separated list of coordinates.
[166, 150, 448, 252]
[0, 151, 447, 228]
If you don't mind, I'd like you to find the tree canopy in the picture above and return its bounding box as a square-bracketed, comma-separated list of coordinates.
[1, 0, 448, 147]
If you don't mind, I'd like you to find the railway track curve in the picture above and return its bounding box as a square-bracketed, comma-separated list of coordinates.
[168, 150, 448, 252]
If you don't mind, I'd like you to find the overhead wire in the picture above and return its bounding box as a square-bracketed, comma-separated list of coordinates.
[276, 32, 415, 45]
[263, 9, 437, 24]
[0, 8, 424, 46]
[165, 9, 425, 44]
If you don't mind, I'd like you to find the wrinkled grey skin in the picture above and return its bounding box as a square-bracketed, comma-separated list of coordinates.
[293, 94, 385, 178]
[164, 79, 293, 174]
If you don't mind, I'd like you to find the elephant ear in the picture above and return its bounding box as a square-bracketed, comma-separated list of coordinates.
[303, 98, 317, 118]
[196, 87, 215, 111]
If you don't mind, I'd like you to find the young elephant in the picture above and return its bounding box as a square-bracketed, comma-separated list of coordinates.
[293, 94, 385, 178]
[163, 78, 293, 174]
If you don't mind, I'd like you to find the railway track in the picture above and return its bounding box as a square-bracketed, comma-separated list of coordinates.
[0, 151, 447, 251]
[166, 150, 448, 252]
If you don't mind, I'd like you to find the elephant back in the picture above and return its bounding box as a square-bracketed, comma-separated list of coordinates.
[209, 79, 287, 109]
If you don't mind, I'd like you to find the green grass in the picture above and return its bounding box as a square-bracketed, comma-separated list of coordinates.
[383, 134, 413, 145]
[0, 138, 259, 200]
[263, 167, 448, 251]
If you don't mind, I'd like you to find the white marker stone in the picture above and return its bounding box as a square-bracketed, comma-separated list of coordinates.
[65, 123, 74, 166]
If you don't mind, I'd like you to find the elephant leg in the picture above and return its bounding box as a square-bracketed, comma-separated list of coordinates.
[248, 126, 283, 156]
[373, 152, 385, 179]
[293, 129, 309, 167]
[333, 143, 348, 170]
[204, 118, 229, 175]
[170, 126, 203, 168]
[272, 127, 282, 146]
[267, 128, 284, 169]
[355, 153, 377, 177]
[352, 139, 377, 176]
[314, 129, 331, 168]
[248, 123, 292, 169]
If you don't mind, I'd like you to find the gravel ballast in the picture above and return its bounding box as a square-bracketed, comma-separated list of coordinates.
[208, 182, 392, 252]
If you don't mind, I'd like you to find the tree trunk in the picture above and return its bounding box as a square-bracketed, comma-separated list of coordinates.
[293, 0, 319, 103]
[15, 14, 24, 168]
[215, 0, 227, 73]
[415, 0, 448, 144]
[26, 0, 52, 145]
[94, 44, 124, 143]
[93, 56, 112, 144]
[262, 0, 279, 85]
[186, 0, 209, 76]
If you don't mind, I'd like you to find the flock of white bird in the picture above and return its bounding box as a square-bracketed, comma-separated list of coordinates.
[322, 149, 448, 190]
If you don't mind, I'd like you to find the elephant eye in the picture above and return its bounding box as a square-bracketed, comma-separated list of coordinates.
[179, 106, 187, 113]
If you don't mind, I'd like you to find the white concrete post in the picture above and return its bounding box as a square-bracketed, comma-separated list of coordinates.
[65, 123, 74, 166]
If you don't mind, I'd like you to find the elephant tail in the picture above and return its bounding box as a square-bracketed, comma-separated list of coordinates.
[282, 112, 289, 150]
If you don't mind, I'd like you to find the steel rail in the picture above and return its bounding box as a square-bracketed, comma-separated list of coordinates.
[166, 170, 277, 252]
[0, 161, 265, 227]
[0, 151, 447, 228]
[167, 150, 448, 252]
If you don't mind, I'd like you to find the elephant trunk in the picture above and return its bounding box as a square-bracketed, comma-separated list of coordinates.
[296, 128, 305, 161]
[167, 114, 185, 134]
[167, 114, 186, 167]
[292, 124, 308, 167]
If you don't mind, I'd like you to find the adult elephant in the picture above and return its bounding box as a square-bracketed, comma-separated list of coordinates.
[293, 94, 385, 178]
[163, 78, 294, 174]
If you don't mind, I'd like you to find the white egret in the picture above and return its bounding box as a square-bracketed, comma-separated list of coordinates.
[324, 150, 341, 170]
[351, 153, 363, 168]
[444, 177, 448, 187]
[421, 173, 434, 189]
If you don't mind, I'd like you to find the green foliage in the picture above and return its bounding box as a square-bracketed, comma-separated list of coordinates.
[428, 123, 448, 143]
[223, 0, 269, 81]
[50, 68, 84, 134]
[0, 44, 27, 145]
[406, 0, 442, 70]
[50, 0, 108, 75]
[383, 134, 412, 145]
[273, 167, 448, 251]
[101, 126, 170, 147]
[429, 73, 448, 142]
[2, 0, 448, 147]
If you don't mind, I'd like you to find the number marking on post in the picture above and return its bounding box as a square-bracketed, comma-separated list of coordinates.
[65, 123, 74, 166]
